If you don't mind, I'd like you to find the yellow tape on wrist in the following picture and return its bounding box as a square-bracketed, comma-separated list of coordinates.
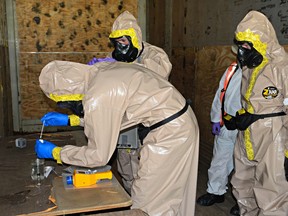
[285, 149, 288, 158]
[52, 147, 62, 164]
[69, 114, 80, 126]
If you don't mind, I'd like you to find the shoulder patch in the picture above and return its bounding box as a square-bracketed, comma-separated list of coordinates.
[262, 86, 278, 99]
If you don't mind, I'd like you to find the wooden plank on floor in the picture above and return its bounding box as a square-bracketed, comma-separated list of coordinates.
[90, 209, 147, 216]
[50, 176, 132, 215]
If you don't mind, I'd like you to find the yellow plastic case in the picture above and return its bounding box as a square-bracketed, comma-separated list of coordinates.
[73, 170, 113, 187]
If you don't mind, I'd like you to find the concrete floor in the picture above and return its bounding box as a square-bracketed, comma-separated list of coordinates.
[195, 162, 237, 216]
[0, 130, 236, 216]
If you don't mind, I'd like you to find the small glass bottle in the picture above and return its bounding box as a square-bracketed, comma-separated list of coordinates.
[31, 158, 45, 186]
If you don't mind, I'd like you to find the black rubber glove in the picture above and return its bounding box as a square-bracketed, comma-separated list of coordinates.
[284, 157, 288, 181]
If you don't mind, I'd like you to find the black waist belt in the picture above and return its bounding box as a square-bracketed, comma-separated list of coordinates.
[255, 112, 286, 119]
[138, 99, 192, 144]
[234, 110, 286, 131]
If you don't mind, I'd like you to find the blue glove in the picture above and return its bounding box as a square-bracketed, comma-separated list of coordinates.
[41, 112, 69, 126]
[35, 139, 56, 159]
[97, 57, 116, 62]
[87, 57, 116, 65]
[212, 122, 221, 135]
[87, 57, 98, 65]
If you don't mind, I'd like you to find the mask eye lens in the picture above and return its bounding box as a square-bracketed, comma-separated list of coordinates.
[116, 36, 130, 45]
[111, 36, 131, 46]
[234, 38, 253, 49]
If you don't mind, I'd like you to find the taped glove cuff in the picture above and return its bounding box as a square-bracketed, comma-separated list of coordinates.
[52, 147, 62, 164]
[69, 114, 80, 126]
[285, 149, 288, 158]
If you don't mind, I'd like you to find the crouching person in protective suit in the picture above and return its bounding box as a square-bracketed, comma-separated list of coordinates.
[35, 60, 199, 216]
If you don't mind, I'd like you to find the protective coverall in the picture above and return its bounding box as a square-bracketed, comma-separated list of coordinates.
[39, 60, 199, 216]
[231, 11, 288, 215]
[108, 10, 172, 194]
[207, 63, 242, 195]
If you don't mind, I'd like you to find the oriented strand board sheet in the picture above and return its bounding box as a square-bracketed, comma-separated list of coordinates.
[52, 176, 132, 214]
[25, 176, 132, 215]
[90, 209, 148, 216]
[15, 0, 137, 52]
[19, 52, 106, 119]
[14, 0, 137, 121]
[194, 46, 235, 165]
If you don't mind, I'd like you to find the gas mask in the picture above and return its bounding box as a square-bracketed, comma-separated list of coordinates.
[57, 101, 84, 117]
[234, 39, 263, 69]
[110, 36, 139, 62]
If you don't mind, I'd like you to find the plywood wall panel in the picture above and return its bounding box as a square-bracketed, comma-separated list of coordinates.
[194, 46, 235, 163]
[146, 0, 166, 48]
[170, 47, 196, 106]
[170, 45, 235, 165]
[16, 0, 137, 52]
[171, 0, 288, 47]
[19, 52, 115, 119]
[14, 0, 138, 120]
[0, 0, 13, 136]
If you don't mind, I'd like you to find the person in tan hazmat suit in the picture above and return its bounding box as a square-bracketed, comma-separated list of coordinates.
[89, 10, 172, 78]
[88, 11, 172, 194]
[228, 11, 288, 215]
[35, 60, 199, 216]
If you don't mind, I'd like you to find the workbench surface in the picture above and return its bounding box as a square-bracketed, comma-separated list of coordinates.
[0, 131, 132, 216]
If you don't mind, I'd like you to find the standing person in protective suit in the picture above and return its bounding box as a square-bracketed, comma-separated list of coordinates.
[35, 60, 199, 216]
[230, 11, 288, 215]
[88, 11, 172, 194]
[196, 61, 242, 216]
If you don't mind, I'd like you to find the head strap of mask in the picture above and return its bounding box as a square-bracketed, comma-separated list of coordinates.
[57, 101, 84, 117]
[234, 38, 263, 69]
[110, 36, 143, 62]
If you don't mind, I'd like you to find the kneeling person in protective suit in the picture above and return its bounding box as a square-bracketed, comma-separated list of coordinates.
[35, 60, 199, 216]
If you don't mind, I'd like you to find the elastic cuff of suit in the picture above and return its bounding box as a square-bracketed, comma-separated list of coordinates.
[69, 114, 80, 126]
[285, 149, 288, 158]
[52, 147, 62, 164]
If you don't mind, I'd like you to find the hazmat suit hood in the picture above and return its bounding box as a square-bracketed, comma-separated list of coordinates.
[235, 10, 287, 64]
[39, 60, 91, 102]
[109, 11, 143, 53]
